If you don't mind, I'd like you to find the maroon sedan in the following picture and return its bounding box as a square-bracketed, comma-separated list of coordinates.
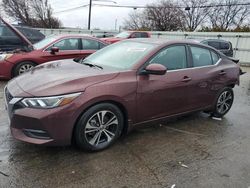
[4, 39, 240, 151]
[101, 31, 150, 44]
[0, 34, 107, 79]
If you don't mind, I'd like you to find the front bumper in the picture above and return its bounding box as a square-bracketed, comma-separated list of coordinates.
[0, 60, 14, 80]
[4, 87, 78, 146]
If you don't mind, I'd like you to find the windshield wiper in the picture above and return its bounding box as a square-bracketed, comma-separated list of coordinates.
[82, 62, 103, 69]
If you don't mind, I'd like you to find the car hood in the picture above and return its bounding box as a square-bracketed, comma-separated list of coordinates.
[7, 60, 119, 97]
[0, 17, 33, 50]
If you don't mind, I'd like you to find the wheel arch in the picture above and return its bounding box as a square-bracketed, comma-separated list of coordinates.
[11, 60, 38, 78]
[71, 100, 129, 144]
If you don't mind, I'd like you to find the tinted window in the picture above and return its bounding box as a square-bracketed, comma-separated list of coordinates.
[0, 26, 15, 36]
[17, 27, 44, 38]
[50, 38, 79, 50]
[220, 42, 230, 50]
[130, 32, 148, 38]
[208, 41, 220, 49]
[82, 39, 105, 50]
[190, 46, 213, 67]
[149, 45, 187, 70]
[211, 51, 219, 64]
[140, 32, 149, 38]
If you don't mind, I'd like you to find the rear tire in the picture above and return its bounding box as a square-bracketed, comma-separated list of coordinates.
[13, 61, 36, 77]
[212, 87, 234, 118]
[74, 103, 124, 151]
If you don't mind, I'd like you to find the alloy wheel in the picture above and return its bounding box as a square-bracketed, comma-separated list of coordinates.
[84, 110, 118, 147]
[216, 91, 233, 114]
[18, 64, 34, 75]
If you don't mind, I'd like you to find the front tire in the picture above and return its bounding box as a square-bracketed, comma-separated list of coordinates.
[74, 103, 124, 151]
[212, 87, 234, 118]
[13, 61, 36, 77]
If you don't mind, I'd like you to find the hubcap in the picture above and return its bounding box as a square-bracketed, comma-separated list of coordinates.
[84, 110, 118, 146]
[19, 64, 34, 75]
[217, 91, 233, 114]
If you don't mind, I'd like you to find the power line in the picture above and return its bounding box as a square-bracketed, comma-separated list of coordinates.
[54, 2, 250, 14]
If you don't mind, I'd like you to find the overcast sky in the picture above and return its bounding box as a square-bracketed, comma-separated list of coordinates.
[49, 0, 158, 30]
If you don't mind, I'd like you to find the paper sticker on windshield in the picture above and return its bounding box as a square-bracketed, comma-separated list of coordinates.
[127, 48, 146, 52]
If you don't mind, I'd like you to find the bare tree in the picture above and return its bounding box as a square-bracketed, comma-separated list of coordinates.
[146, 0, 185, 31]
[208, 0, 250, 30]
[181, 0, 211, 31]
[1, 0, 61, 28]
[123, 10, 151, 30]
[124, 0, 185, 31]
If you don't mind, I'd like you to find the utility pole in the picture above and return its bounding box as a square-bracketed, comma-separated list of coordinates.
[88, 0, 92, 30]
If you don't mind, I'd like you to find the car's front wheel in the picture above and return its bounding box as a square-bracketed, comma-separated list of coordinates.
[212, 87, 234, 118]
[13, 61, 36, 77]
[74, 103, 124, 151]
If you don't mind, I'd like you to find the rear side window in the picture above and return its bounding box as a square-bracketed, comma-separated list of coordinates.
[210, 51, 220, 64]
[207, 41, 220, 49]
[220, 42, 230, 50]
[149, 45, 187, 70]
[82, 39, 105, 50]
[190, 46, 213, 67]
[131, 32, 148, 38]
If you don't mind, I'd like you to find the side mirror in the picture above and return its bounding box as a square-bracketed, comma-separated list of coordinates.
[141, 64, 167, 75]
[50, 47, 59, 54]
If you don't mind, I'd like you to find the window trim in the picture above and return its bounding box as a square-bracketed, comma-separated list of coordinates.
[188, 44, 221, 68]
[81, 38, 106, 50]
[44, 37, 81, 52]
[138, 44, 190, 73]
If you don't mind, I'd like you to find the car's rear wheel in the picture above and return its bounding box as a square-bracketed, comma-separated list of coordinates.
[13, 61, 36, 77]
[212, 87, 234, 118]
[74, 103, 124, 151]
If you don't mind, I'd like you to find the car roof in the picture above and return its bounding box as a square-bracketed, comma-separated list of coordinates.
[125, 38, 207, 46]
[45, 34, 108, 43]
[187, 38, 230, 43]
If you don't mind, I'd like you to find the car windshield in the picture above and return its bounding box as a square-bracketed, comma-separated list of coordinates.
[33, 36, 58, 49]
[115, 32, 130, 38]
[82, 41, 155, 70]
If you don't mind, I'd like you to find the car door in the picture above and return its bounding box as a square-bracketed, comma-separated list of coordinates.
[136, 45, 196, 122]
[41, 38, 82, 62]
[80, 38, 106, 59]
[187, 45, 222, 110]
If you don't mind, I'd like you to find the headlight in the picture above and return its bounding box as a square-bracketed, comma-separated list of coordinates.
[21, 92, 82, 109]
[0, 54, 13, 61]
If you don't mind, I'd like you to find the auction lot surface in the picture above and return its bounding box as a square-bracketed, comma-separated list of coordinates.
[0, 68, 250, 188]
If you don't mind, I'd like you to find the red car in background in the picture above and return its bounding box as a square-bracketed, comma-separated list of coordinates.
[0, 18, 107, 80]
[101, 31, 150, 44]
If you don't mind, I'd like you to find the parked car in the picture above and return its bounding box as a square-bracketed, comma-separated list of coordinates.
[4, 39, 240, 151]
[0, 18, 108, 80]
[101, 31, 150, 44]
[189, 38, 234, 57]
[0, 23, 45, 52]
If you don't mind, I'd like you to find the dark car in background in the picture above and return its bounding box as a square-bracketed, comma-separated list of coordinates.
[0, 23, 45, 52]
[200, 39, 233, 57]
[190, 38, 234, 57]
[0, 18, 108, 79]
[4, 39, 240, 151]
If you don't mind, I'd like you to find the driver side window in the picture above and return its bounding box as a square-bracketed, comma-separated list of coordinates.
[149, 45, 187, 70]
[47, 38, 79, 51]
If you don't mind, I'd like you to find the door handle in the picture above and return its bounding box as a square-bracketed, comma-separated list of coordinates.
[182, 76, 192, 82]
[219, 70, 226, 75]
